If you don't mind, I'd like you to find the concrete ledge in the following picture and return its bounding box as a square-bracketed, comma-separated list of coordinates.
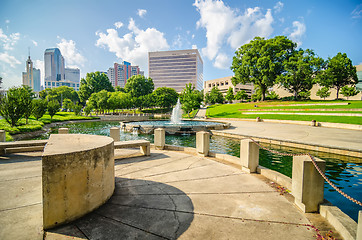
[257, 166, 292, 190]
[42, 134, 114, 229]
[114, 140, 150, 156]
[0, 140, 47, 154]
[320, 204, 357, 240]
[211, 131, 362, 158]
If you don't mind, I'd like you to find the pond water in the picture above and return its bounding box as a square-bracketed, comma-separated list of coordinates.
[38, 121, 362, 222]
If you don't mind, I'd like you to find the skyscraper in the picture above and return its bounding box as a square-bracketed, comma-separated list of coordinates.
[107, 61, 143, 88]
[65, 68, 80, 83]
[22, 55, 41, 92]
[44, 48, 80, 91]
[148, 49, 203, 92]
[44, 48, 65, 82]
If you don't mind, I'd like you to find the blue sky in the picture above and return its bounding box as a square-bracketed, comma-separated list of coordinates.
[0, 0, 361, 90]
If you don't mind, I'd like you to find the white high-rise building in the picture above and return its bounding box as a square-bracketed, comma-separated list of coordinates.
[65, 68, 80, 83]
[148, 49, 203, 92]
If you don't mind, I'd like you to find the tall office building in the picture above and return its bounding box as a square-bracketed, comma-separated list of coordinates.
[148, 49, 203, 92]
[44, 48, 65, 82]
[107, 61, 143, 88]
[65, 68, 80, 83]
[44, 48, 79, 91]
[22, 55, 41, 92]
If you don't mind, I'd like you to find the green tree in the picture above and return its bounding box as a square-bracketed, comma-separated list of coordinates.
[88, 90, 109, 114]
[47, 100, 60, 119]
[316, 87, 331, 100]
[234, 90, 248, 101]
[124, 75, 154, 98]
[277, 49, 324, 100]
[39, 86, 79, 104]
[22, 85, 36, 124]
[317, 52, 358, 99]
[267, 91, 279, 100]
[225, 87, 234, 103]
[231, 36, 296, 101]
[62, 98, 73, 111]
[180, 83, 203, 117]
[0, 86, 34, 126]
[153, 87, 178, 108]
[208, 86, 224, 104]
[73, 103, 83, 116]
[78, 72, 114, 103]
[84, 104, 93, 116]
[340, 86, 359, 99]
[32, 99, 47, 120]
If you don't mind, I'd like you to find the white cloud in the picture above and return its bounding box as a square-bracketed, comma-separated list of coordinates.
[32, 40, 38, 46]
[214, 52, 230, 69]
[288, 21, 306, 46]
[114, 21, 124, 29]
[5, 20, 10, 24]
[274, 2, 284, 13]
[0, 28, 20, 50]
[137, 9, 147, 18]
[34, 60, 44, 85]
[351, 4, 362, 19]
[96, 18, 169, 72]
[194, 0, 274, 66]
[172, 34, 183, 48]
[194, 0, 237, 60]
[0, 52, 21, 68]
[192, 44, 198, 49]
[56, 38, 86, 68]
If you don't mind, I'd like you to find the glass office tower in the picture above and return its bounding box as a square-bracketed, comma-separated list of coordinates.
[44, 48, 65, 82]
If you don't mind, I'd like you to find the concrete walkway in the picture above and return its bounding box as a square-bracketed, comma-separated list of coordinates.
[211, 119, 362, 153]
[44, 149, 339, 240]
[194, 108, 207, 119]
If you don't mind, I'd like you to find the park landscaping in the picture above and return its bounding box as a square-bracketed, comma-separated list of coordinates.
[0, 112, 97, 141]
[206, 100, 362, 125]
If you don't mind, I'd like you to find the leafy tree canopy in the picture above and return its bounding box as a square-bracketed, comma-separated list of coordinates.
[47, 100, 60, 119]
[340, 86, 359, 99]
[225, 87, 234, 102]
[180, 83, 203, 117]
[277, 49, 324, 100]
[0, 85, 35, 126]
[79, 72, 114, 103]
[316, 87, 331, 100]
[39, 86, 79, 103]
[153, 87, 178, 108]
[234, 90, 248, 101]
[317, 52, 358, 99]
[124, 75, 154, 98]
[206, 86, 224, 104]
[231, 36, 296, 101]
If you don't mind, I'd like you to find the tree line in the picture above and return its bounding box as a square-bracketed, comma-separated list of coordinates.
[231, 36, 359, 101]
[0, 73, 203, 127]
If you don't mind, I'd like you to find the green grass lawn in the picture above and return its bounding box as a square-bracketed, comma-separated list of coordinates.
[207, 100, 362, 125]
[0, 112, 99, 141]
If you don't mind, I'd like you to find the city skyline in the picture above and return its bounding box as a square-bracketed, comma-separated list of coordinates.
[0, 0, 361, 90]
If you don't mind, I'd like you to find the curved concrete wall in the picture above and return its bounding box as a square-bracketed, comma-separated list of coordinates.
[42, 134, 114, 229]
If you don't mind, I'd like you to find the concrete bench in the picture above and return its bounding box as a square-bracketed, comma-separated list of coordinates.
[114, 140, 150, 156]
[0, 140, 48, 154]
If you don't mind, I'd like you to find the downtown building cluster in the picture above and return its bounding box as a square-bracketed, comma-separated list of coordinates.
[22, 48, 80, 92]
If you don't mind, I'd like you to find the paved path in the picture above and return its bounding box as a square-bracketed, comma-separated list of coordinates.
[211, 119, 362, 152]
[194, 108, 207, 119]
[45, 149, 338, 240]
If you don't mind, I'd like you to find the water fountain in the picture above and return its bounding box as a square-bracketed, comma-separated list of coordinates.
[122, 99, 230, 134]
[170, 99, 182, 125]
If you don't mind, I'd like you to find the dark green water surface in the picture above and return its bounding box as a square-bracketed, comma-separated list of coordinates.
[39, 121, 362, 222]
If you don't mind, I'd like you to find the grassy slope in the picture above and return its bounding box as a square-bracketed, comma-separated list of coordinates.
[207, 100, 362, 125]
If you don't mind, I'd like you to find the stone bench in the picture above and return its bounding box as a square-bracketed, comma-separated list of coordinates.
[0, 140, 48, 154]
[114, 140, 150, 156]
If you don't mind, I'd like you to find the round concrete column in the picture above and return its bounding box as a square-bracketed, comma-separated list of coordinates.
[154, 128, 165, 150]
[357, 211, 362, 240]
[196, 131, 210, 157]
[58, 128, 69, 134]
[110, 127, 120, 142]
[0, 130, 6, 142]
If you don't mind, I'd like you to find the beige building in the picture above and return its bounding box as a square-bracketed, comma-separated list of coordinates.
[204, 76, 254, 96]
[273, 64, 362, 100]
[148, 49, 203, 92]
